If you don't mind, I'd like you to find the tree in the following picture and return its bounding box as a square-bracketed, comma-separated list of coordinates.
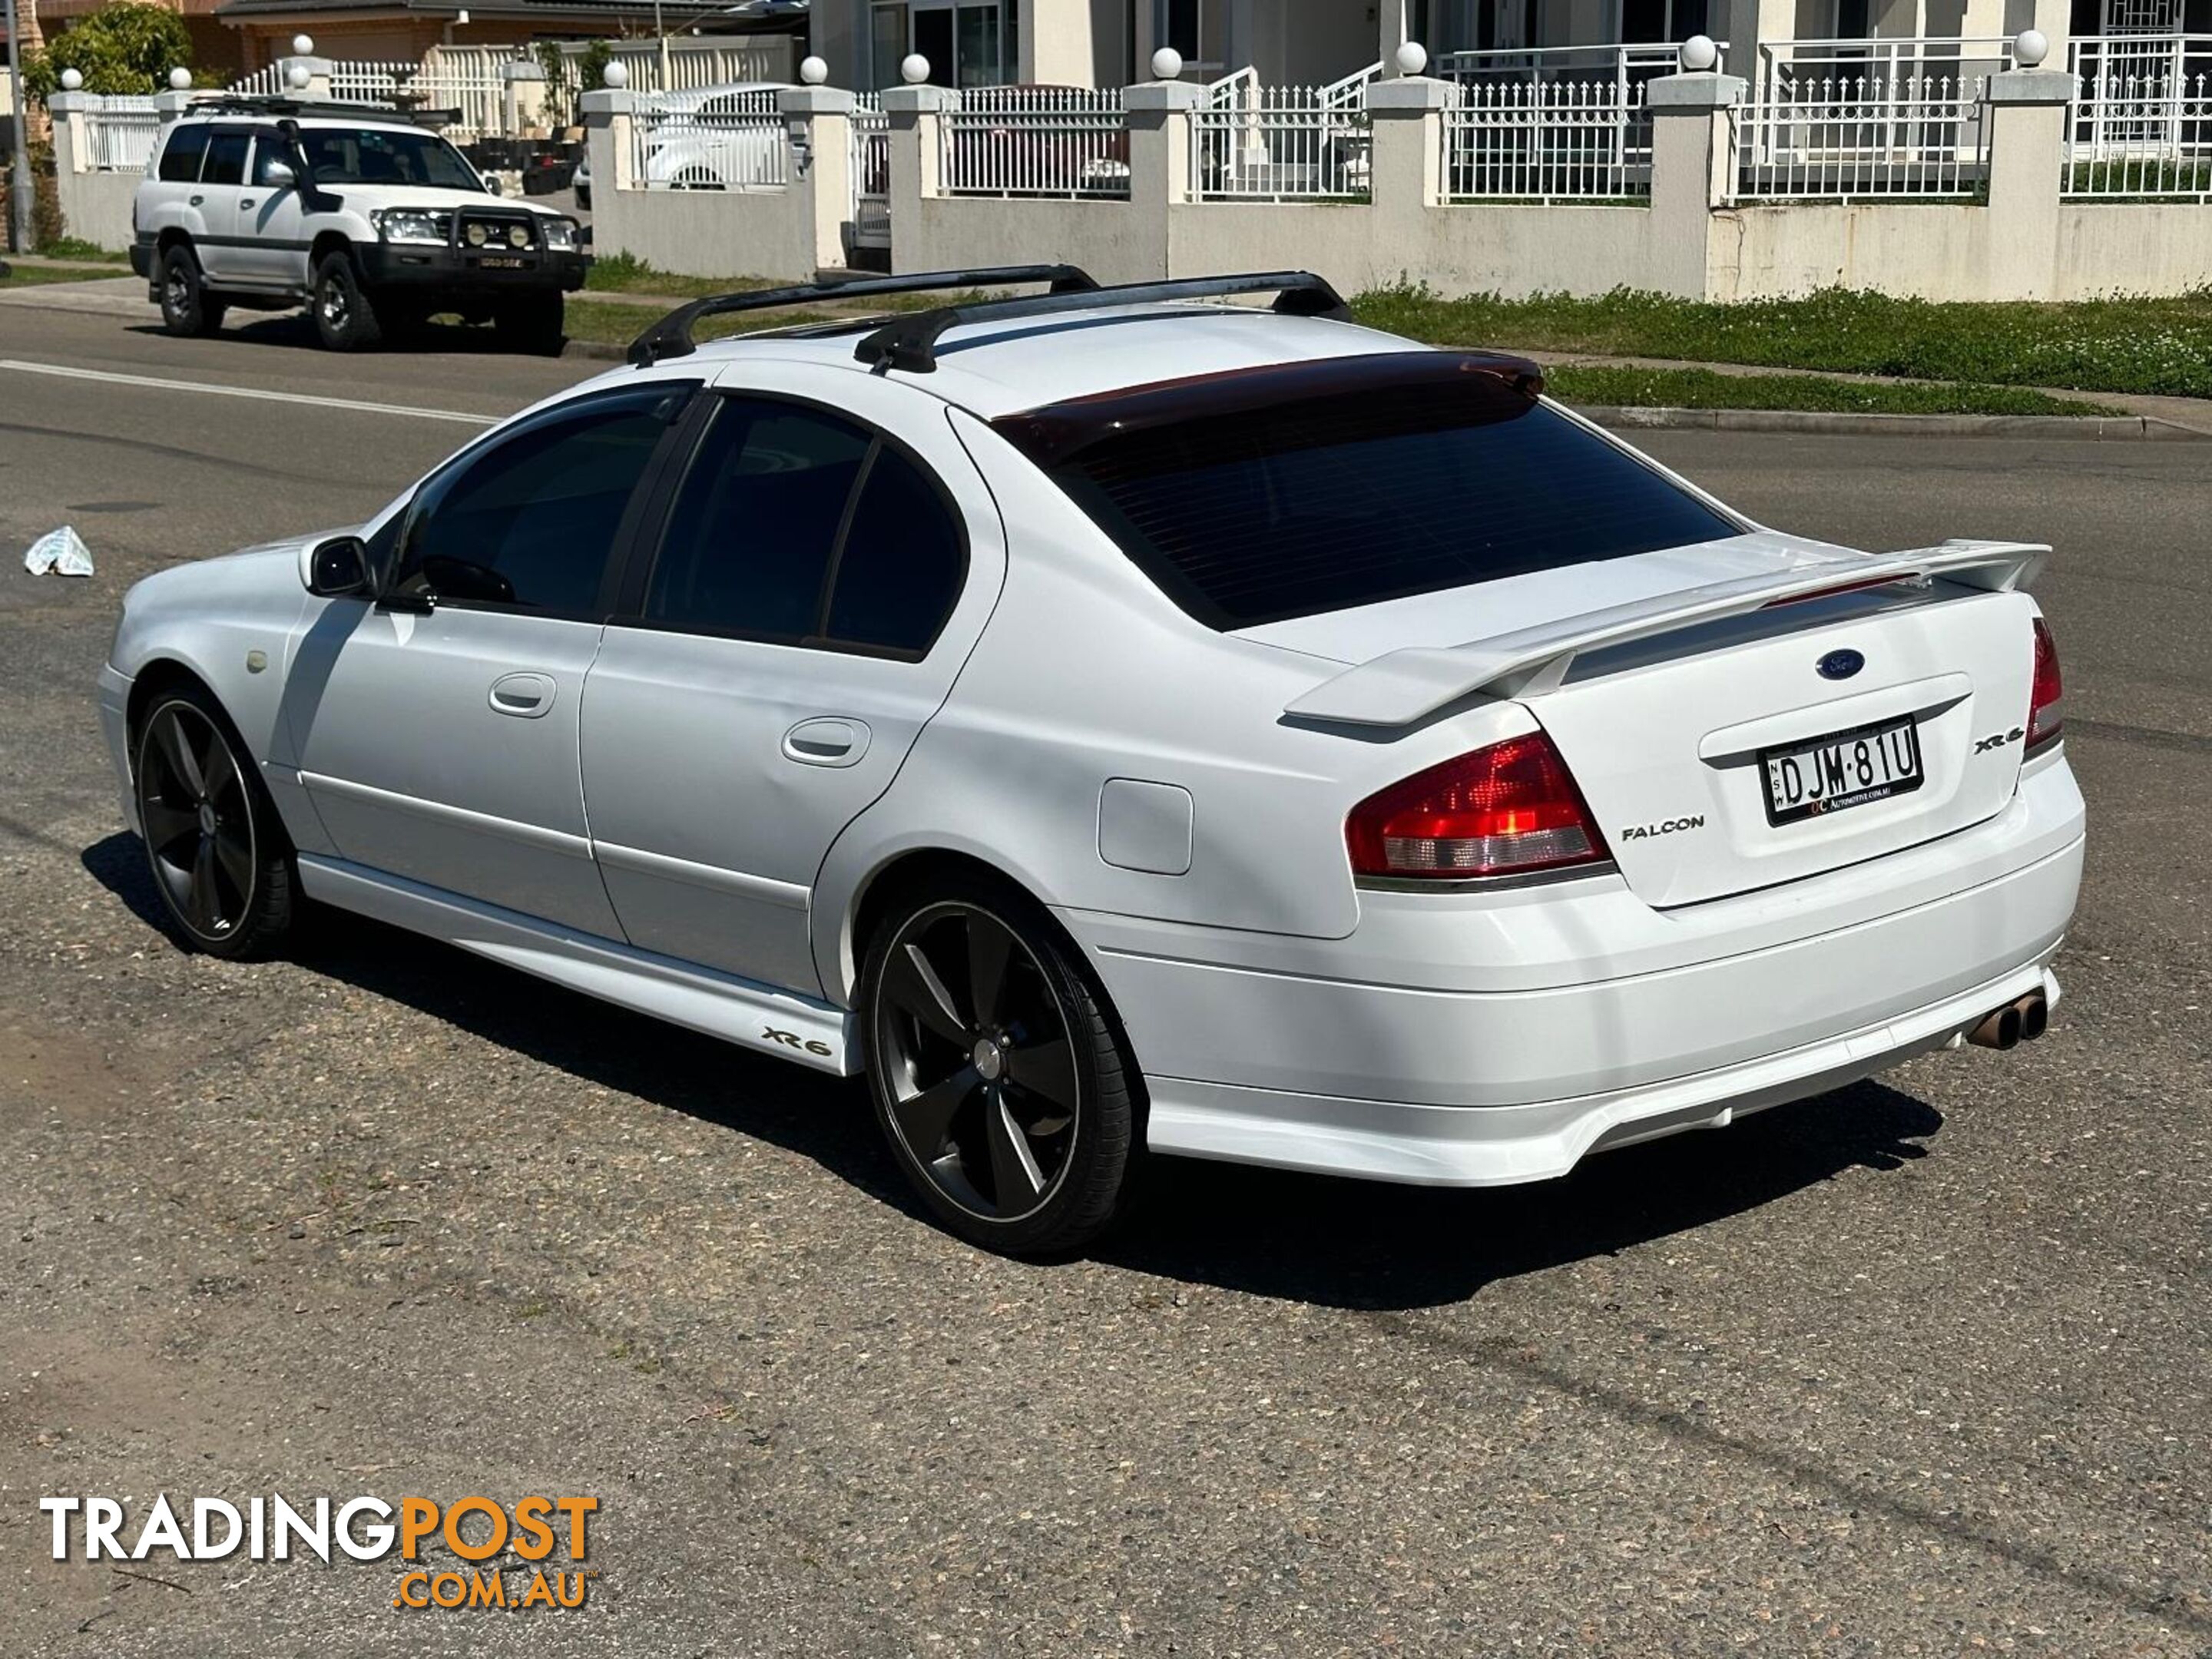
[23, 2, 194, 100]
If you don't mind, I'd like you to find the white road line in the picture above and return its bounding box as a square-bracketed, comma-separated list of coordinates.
[0, 359, 500, 426]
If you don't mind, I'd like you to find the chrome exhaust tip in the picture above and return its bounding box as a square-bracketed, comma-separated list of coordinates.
[2014, 991, 2048, 1043]
[1967, 1003, 2022, 1050]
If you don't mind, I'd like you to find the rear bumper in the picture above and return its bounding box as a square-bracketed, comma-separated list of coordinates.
[1063, 754, 2085, 1186]
[130, 239, 154, 280]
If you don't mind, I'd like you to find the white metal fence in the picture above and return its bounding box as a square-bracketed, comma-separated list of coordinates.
[630, 88, 789, 191]
[1442, 79, 1650, 200]
[557, 38, 794, 98]
[850, 94, 891, 247]
[1755, 34, 2015, 94]
[83, 96, 160, 171]
[2065, 62, 2212, 197]
[230, 52, 506, 141]
[1733, 75, 1987, 200]
[1191, 84, 1371, 200]
[941, 87, 1128, 198]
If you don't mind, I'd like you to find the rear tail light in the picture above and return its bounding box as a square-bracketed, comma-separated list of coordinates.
[1346, 731, 1610, 882]
[2027, 615, 2063, 753]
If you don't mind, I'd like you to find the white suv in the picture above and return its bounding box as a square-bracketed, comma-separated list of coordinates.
[132, 97, 588, 352]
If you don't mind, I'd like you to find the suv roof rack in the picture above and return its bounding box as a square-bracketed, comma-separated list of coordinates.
[625, 264, 1100, 368]
[850, 271, 1353, 374]
[177, 94, 456, 126]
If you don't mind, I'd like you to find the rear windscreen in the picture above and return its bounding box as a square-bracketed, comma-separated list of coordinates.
[1007, 369, 1739, 631]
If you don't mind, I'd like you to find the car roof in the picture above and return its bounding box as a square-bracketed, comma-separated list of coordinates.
[174, 108, 434, 136]
[686, 303, 1419, 420]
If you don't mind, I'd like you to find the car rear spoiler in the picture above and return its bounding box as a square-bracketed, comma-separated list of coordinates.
[1281, 539, 2049, 729]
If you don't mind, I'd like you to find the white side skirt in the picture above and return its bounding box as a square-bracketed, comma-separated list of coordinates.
[297, 854, 857, 1075]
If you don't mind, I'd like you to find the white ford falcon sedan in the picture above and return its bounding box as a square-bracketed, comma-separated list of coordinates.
[97, 267, 2083, 1254]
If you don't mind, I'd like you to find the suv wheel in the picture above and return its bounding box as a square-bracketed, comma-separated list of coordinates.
[132, 684, 297, 959]
[158, 245, 225, 337]
[311, 251, 384, 351]
[859, 873, 1141, 1257]
[494, 292, 565, 356]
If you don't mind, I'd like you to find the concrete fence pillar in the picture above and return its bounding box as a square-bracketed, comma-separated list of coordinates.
[581, 87, 637, 196]
[45, 90, 94, 177]
[780, 84, 854, 273]
[154, 89, 204, 127]
[1648, 70, 1744, 299]
[502, 60, 548, 139]
[1122, 78, 1197, 278]
[1983, 68, 2072, 300]
[882, 82, 955, 272]
[277, 56, 334, 101]
[1365, 74, 1454, 210]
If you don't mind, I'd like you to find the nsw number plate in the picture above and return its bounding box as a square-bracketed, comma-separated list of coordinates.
[1761, 714, 1923, 825]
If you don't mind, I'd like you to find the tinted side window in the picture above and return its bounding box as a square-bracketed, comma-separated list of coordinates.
[201, 132, 250, 187]
[825, 447, 965, 654]
[394, 392, 671, 614]
[645, 398, 873, 640]
[157, 124, 210, 183]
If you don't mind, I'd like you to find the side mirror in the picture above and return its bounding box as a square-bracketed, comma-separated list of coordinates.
[480, 170, 506, 196]
[308, 535, 371, 598]
[261, 157, 296, 189]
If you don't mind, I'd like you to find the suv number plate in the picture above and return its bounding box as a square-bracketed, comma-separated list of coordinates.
[1761, 714, 1923, 825]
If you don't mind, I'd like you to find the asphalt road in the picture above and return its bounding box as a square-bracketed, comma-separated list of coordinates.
[2, 301, 2207, 1657]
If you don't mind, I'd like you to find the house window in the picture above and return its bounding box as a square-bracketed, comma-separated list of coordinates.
[869, 0, 1017, 87]
[1621, 0, 1711, 41]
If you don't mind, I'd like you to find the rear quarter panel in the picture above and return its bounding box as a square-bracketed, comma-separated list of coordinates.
[807, 411, 1545, 1000]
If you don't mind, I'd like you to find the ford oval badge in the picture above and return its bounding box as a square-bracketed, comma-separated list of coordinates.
[1818, 648, 1866, 681]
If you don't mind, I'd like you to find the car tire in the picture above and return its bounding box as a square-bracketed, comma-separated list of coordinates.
[495, 292, 565, 356]
[311, 251, 384, 351]
[158, 244, 225, 337]
[131, 683, 297, 960]
[859, 871, 1141, 1257]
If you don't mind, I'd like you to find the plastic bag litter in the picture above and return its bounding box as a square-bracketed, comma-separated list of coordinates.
[24, 526, 94, 578]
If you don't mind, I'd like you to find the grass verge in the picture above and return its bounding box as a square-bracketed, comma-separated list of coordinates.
[583, 253, 779, 301]
[1353, 284, 2212, 399]
[1545, 365, 2121, 418]
[0, 260, 131, 288]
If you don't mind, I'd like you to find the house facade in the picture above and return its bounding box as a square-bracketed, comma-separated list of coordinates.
[806, 0, 2149, 91]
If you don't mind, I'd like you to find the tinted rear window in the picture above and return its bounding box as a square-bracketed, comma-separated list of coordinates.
[157, 124, 210, 182]
[1002, 362, 1738, 630]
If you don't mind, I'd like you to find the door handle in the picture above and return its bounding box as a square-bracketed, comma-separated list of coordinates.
[781, 717, 870, 768]
[189, 194, 204, 206]
[240, 197, 257, 209]
[488, 671, 557, 718]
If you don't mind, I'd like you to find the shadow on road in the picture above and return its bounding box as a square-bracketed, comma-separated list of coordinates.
[84, 830, 1945, 1312]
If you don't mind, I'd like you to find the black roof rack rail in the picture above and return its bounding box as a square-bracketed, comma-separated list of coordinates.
[624, 264, 1099, 369]
[175, 94, 460, 127]
[851, 270, 1353, 375]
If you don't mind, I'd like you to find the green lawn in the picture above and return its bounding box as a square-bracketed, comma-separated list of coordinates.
[0, 260, 130, 287]
[1545, 365, 2121, 418]
[1353, 284, 2212, 400]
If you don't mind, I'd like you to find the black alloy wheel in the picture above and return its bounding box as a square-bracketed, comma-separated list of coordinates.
[863, 882, 1138, 1254]
[132, 689, 295, 958]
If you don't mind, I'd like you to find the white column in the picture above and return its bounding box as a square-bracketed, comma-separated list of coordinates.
[1365, 73, 1455, 209]
[581, 87, 637, 194]
[1647, 69, 1747, 298]
[1982, 67, 2071, 300]
[780, 84, 856, 271]
[881, 82, 957, 272]
[502, 60, 548, 139]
